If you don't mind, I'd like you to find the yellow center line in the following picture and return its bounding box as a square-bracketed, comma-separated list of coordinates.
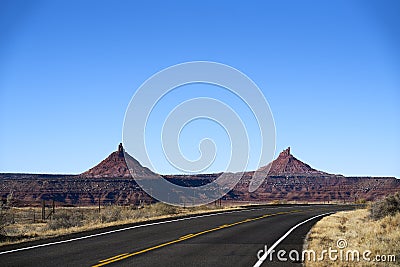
[179, 233, 194, 240]
[92, 209, 309, 267]
[98, 253, 129, 263]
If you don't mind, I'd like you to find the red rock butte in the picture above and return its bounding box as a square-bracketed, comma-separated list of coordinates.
[82, 144, 327, 179]
[81, 143, 159, 179]
[1, 144, 399, 206]
[258, 147, 327, 176]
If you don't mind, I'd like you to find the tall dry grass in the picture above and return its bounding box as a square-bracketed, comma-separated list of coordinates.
[305, 209, 400, 266]
[0, 203, 237, 246]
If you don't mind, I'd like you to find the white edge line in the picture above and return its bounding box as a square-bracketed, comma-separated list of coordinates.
[0, 206, 282, 255]
[253, 211, 335, 267]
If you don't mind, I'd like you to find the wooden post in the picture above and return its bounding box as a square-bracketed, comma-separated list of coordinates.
[41, 200, 45, 220]
[52, 199, 55, 214]
[98, 197, 101, 213]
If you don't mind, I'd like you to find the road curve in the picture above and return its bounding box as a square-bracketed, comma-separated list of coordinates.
[0, 204, 355, 267]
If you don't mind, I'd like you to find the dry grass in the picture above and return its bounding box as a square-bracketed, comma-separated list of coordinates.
[0, 203, 240, 247]
[304, 209, 400, 266]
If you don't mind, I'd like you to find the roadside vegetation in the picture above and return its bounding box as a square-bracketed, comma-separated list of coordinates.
[305, 192, 400, 266]
[0, 202, 238, 246]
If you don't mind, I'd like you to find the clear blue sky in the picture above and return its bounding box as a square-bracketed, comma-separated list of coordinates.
[0, 0, 399, 177]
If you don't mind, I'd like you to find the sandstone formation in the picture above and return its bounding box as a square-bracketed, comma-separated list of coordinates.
[259, 147, 327, 176]
[1, 146, 399, 206]
[81, 143, 159, 179]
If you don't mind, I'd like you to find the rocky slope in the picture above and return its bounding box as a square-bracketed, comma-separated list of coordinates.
[258, 147, 328, 176]
[81, 143, 159, 179]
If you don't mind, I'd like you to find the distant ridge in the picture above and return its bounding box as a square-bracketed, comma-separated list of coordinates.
[81, 143, 159, 178]
[1, 145, 398, 206]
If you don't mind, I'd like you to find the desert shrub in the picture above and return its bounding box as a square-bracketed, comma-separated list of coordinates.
[186, 205, 213, 212]
[0, 206, 13, 238]
[0, 211, 7, 237]
[270, 199, 287, 205]
[83, 209, 101, 224]
[47, 210, 84, 230]
[355, 198, 367, 204]
[100, 205, 124, 223]
[369, 192, 400, 220]
[148, 203, 178, 216]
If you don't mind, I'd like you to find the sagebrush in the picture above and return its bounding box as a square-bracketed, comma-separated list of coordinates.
[369, 192, 400, 220]
[47, 210, 84, 230]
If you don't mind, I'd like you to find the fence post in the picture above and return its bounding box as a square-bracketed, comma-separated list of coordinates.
[41, 200, 45, 221]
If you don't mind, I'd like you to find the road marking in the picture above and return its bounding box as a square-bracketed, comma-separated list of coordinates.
[252, 211, 335, 267]
[92, 210, 303, 267]
[179, 233, 194, 240]
[0, 206, 272, 255]
[98, 253, 129, 262]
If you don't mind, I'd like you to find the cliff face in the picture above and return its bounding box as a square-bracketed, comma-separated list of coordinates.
[81, 143, 159, 179]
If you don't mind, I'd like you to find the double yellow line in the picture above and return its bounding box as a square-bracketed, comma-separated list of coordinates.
[92, 209, 303, 267]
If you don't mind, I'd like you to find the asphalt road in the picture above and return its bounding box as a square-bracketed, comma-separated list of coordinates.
[0, 204, 355, 267]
